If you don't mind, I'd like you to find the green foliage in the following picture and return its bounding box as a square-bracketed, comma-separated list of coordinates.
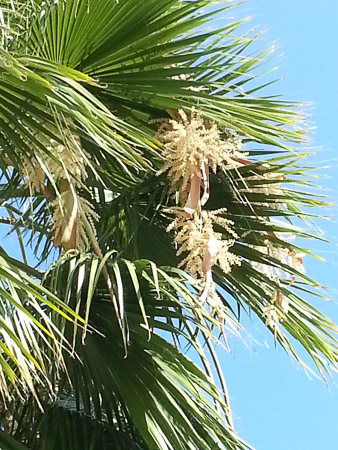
[0, 1, 336, 449]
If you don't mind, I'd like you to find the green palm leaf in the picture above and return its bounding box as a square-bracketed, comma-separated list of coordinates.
[0, 249, 84, 402]
[0, 0, 336, 448]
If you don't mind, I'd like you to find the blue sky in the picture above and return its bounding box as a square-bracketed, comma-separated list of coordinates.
[219, 2, 338, 449]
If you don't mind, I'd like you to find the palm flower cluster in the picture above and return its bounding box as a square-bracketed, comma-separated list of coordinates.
[251, 235, 305, 279]
[50, 188, 100, 251]
[20, 134, 88, 193]
[19, 131, 98, 251]
[158, 109, 244, 321]
[157, 108, 243, 215]
[263, 288, 291, 329]
[0, 2, 337, 449]
[241, 165, 303, 329]
[251, 234, 305, 329]
[245, 166, 286, 210]
[167, 208, 241, 319]
[20, 157, 46, 193]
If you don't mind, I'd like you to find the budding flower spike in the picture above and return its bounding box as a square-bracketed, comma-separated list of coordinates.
[19, 127, 99, 251]
[158, 108, 246, 323]
[157, 108, 245, 212]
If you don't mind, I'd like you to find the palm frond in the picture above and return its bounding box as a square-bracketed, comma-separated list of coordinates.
[18, 252, 247, 450]
[0, 248, 83, 402]
[0, 1, 336, 448]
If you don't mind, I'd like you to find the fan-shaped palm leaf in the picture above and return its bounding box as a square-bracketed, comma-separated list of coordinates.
[0, 1, 336, 449]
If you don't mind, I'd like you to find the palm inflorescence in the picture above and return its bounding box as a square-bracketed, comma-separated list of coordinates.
[0, 1, 336, 449]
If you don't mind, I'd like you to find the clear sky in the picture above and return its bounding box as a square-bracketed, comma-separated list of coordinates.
[219, 1, 338, 449]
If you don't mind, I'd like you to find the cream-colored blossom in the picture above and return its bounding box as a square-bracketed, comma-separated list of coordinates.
[20, 157, 45, 193]
[45, 133, 88, 185]
[157, 108, 244, 206]
[263, 303, 279, 329]
[288, 249, 305, 274]
[251, 235, 304, 328]
[168, 208, 240, 321]
[21, 132, 88, 192]
[168, 208, 239, 278]
[278, 295, 290, 315]
[244, 169, 285, 210]
[262, 288, 289, 329]
[250, 237, 305, 280]
[50, 193, 99, 252]
[158, 108, 244, 324]
[19, 129, 96, 251]
[205, 282, 227, 324]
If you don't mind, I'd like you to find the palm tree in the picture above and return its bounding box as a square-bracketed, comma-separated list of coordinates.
[0, 1, 336, 448]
